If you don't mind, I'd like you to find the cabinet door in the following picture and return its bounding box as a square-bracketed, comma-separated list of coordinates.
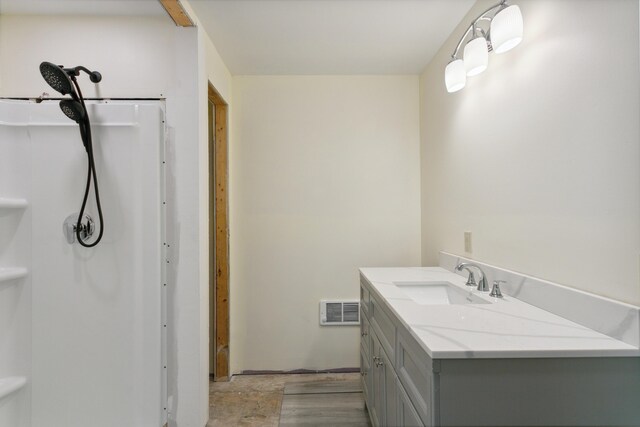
[397, 329, 435, 425]
[360, 348, 372, 406]
[379, 339, 397, 427]
[397, 378, 424, 427]
[361, 310, 370, 359]
[370, 330, 383, 427]
[370, 328, 397, 427]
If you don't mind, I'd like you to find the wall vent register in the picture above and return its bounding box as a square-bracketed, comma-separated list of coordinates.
[320, 300, 360, 325]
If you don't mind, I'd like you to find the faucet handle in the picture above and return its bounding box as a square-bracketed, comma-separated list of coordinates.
[490, 280, 505, 298]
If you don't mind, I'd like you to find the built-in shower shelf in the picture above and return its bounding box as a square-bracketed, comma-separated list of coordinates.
[0, 268, 28, 284]
[0, 198, 28, 209]
[0, 376, 27, 401]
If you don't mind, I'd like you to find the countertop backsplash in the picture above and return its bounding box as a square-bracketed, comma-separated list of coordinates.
[439, 251, 640, 349]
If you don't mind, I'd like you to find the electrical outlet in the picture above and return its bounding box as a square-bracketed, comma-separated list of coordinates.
[464, 231, 472, 253]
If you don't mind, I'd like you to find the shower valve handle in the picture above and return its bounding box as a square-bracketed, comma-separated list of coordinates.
[63, 213, 95, 244]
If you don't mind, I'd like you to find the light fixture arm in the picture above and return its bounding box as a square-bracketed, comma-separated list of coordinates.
[444, 0, 523, 93]
[451, 0, 508, 59]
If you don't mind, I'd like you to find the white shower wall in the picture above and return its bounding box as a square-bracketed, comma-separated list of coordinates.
[0, 100, 166, 427]
[0, 103, 32, 427]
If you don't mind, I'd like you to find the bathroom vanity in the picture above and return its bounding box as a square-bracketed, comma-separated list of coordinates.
[359, 262, 640, 427]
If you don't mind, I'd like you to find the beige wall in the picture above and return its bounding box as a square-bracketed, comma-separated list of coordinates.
[420, 0, 640, 305]
[230, 75, 421, 373]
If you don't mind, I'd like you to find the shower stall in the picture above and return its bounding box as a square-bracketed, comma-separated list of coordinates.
[0, 99, 167, 426]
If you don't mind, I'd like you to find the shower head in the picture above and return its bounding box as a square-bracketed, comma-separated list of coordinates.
[40, 62, 102, 95]
[59, 99, 85, 123]
[39, 60, 104, 247]
[39, 61, 75, 96]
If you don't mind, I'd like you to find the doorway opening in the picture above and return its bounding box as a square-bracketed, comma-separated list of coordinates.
[208, 82, 230, 381]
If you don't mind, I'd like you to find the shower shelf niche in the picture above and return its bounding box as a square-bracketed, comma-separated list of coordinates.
[0, 197, 28, 209]
[0, 376, 27, 401]
[0, 268, 28, 284]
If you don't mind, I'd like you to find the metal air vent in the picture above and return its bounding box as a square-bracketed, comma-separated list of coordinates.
[320, 300, 360, 326]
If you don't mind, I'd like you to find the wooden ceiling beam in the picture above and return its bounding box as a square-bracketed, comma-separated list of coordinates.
[159, 0, 195, 27]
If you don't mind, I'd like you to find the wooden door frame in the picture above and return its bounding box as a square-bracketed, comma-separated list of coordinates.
[208, 82, 230, 381]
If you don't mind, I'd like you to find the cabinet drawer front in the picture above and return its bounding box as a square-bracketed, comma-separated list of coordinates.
[360, 309, 370, 358]
[370, 294, 396, 360]
[397, 329, 433, 426]
[397, 377, 425, 427]
[360, 280, 370, 316]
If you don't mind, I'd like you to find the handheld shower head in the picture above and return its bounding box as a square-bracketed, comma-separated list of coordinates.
[38, 60, 105, 247]
[59, 99, 85, 123]
[39, 61, 75, 96]
[40, 62, 102, 95]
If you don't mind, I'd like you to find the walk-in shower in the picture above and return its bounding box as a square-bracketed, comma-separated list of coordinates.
[0, 98, 166, 427]
[39, 62, 104, 247]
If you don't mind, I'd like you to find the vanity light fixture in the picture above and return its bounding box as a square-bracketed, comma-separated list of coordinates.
[445, 0, 523, 93]
[463, 34, 489, 76]
[444, 58, 466, 93]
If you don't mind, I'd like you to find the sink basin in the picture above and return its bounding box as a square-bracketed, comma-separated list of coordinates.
[393, 281, 489, 305]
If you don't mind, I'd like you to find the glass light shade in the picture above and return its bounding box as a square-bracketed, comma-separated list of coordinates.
[463, 36, 488, 76]
[490, 5, 523, 54]
[444, 59, 466, 93]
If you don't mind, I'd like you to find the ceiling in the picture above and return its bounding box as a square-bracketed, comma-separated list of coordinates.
[0, 0, 165, 16]
[189, 0, 475, 75]
[0, 0, 475, 75]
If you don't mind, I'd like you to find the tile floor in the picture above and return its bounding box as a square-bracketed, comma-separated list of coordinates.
[207, 373, 371, 427]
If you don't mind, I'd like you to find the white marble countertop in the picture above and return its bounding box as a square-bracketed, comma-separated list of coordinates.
[360, 267, 640, 359]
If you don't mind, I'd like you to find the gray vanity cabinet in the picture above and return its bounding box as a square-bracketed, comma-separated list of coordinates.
[359, 278, 445, 426]
[360, 275, 640, 427]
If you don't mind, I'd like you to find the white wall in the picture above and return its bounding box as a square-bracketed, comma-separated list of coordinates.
[420, 0, 640, 305]
[230, 75, 421, 373]
[0, 15, 174, 98]
[177, 2, 233, 425]
[0, 14, 213, 427]
[0, 102, 32, 427]
[164, 27, 207, 427]
[181, 0, 232, 103]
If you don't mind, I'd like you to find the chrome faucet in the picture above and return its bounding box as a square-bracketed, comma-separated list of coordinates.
[455, 262, 489, 292]
[454, 263, 478, 288]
